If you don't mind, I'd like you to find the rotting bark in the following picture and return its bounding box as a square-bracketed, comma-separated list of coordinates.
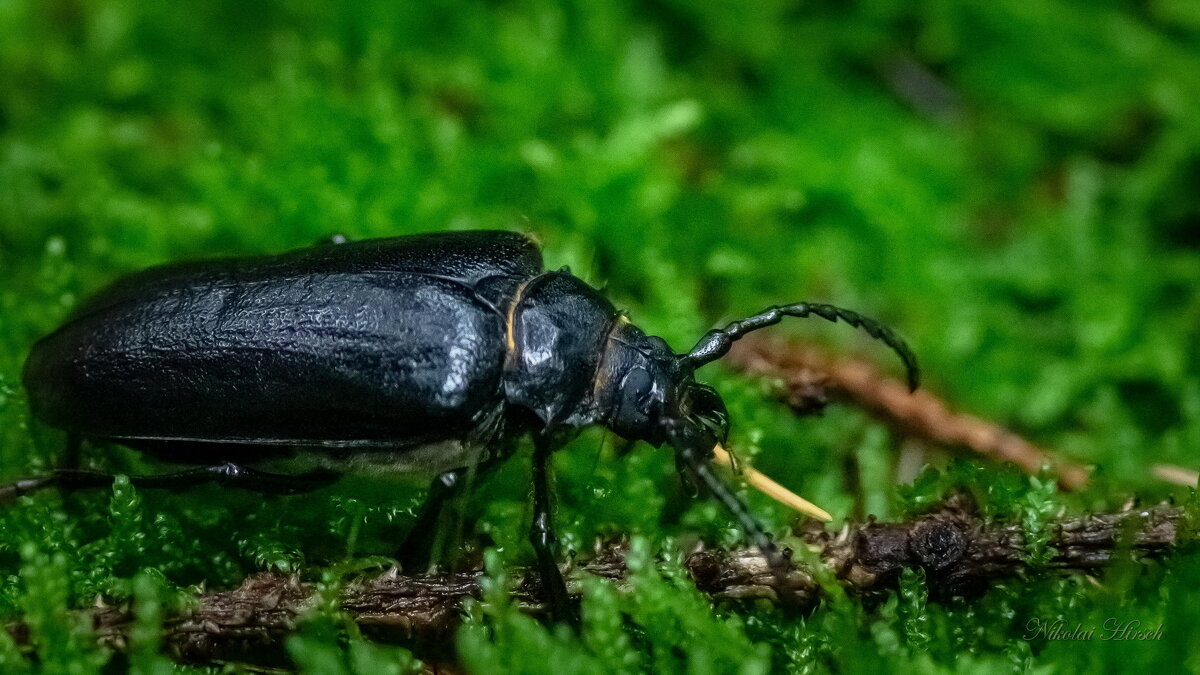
[76, 504, 1189, 665]
[724, 336, 1092, 489]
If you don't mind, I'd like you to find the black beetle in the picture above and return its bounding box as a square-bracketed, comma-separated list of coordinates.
[12, 230, 917, 622]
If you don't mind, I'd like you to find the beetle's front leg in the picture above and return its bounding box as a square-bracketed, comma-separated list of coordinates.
[529, 435, 578, 626]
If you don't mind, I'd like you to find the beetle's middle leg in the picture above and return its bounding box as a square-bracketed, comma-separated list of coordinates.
[398, 458, 504, 572]
[0, 462, 339, 503]
[529, 434, 579, 626]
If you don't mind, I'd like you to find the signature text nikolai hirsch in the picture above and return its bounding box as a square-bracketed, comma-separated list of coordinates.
[1023, 618, 1164, 642]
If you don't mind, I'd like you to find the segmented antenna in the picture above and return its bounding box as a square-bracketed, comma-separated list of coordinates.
[680, 302, 920, 391]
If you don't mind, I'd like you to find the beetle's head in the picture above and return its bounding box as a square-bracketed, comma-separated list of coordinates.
[596, 320, 780, 563]
[595, 301, 918, 568]
[597, 321, 728, 448]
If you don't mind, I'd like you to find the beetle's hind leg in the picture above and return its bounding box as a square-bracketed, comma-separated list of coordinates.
[130, 462, 340, 493]
[0, 462, 339, 503]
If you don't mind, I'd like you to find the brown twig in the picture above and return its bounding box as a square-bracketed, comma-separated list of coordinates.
[75, 504, 1188, 666]
[725, 336, 1092, 490]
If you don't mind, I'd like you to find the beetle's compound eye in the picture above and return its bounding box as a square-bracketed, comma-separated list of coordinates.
[606, 365, 673, 443]
[597, 320, 681, 443]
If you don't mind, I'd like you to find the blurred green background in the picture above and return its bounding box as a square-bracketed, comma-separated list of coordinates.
[1, 0, 1199, 672]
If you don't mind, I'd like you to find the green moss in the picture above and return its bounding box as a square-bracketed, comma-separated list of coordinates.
[286, 569, 423, 675]
[2, 0, 1199, 671]
[458, 542, 770, 675]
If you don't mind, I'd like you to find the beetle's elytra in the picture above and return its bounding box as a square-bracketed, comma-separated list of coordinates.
[15, 230, 918, 623]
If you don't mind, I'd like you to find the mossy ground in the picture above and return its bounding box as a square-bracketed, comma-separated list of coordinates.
[1, 1, 1199, 672]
